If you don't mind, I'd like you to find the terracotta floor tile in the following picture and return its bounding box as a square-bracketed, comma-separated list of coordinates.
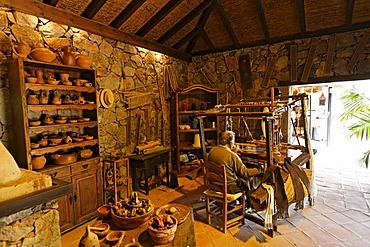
[323, 211, 357, 225]
[303, 228, 340, 246]
[324, 224, 360, 241]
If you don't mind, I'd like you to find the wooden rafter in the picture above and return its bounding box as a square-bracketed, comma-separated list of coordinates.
[290, 44, 297, 82]
[301, 43, 317, 82]
[297, 0, 306, 34]
[347, 32, 370, 72]
[346, 0, 355, 28]
[324, 34, 336, 75]
[214, 0, 239, 48]
[173, 29, 199, 49]
[109, 0, 146, 28]
[135, 0, 183, 37]
[156, 0, 213, 44]
[186, 4, 213, 53]
[256, 0, 270, 43]
[200, 29, 215, 52]
[82, 0, 107, 19]
[1, 0, 192, 61]
[42, 0, 59, 7]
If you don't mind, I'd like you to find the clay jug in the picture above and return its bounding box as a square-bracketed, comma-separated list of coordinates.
[27, 95, 39, 105]
[31, 155, 46, 170]
[60, 46, 76, 66]
[12, 41, 31, 58]
[78, 226, 99, 247]
[51, 92, 62, 105]
[76, 54, 93, 68]
[39, 91, 49, 105]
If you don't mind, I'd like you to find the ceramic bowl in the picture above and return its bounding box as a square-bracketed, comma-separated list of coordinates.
[29, 120, 41, 126]
[97, 204, 111, 219]
[51, 152, 78, 165]
[111, 205, 154, 230]
[106, 231, 124, 243]
[82, 117, 90, 122]
[30, 142, 40, 149]
[91, 223, 110, 239]
[26, 77, 37, 83]
[147, 215, 178, 245]
[68, 119, 78, 123]
[49, 138, 62, 145]
[47, 79, 60, 85]
[55, 119, 67, 124]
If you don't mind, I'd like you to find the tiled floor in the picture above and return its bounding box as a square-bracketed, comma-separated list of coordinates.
[62, 164, 370, 246]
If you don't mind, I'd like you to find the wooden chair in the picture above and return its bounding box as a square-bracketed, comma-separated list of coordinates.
[202, 160, 246, 233]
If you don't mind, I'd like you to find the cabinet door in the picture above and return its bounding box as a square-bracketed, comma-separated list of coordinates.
[57, 176, 74, 233]
[73, 169, 101, 224]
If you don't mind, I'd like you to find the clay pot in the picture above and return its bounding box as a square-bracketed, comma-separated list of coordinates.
[60, 46, 76, 66]
[37, 138, 48, 147]
[74, 79, 87, 86]
[147, 215, 178, 245]
[64, 135, 73, 144]
[29, 48, 56, 63]
[31, 155, 47, 170]
[51, 92, 62, 105]
[27, 95, 39, 105]
[78, 149, 93, 159]
[39, 92, 49, 105]
[51, 152, 78, 165]
[12, 41, 31, 58]
[97, 204, 111, 219]
[59, 73, 70, 82]
[76, 54, 93, 68]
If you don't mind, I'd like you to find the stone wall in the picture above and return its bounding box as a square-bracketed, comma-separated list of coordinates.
[0, 201, 61, 247]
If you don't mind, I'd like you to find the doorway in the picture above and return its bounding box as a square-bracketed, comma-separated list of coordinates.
[291, 80, 370, 171]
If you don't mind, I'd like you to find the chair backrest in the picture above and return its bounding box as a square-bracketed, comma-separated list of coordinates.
[202, 160, 227, 197]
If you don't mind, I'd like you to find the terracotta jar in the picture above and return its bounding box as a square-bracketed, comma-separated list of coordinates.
[12, 41, 31, 58]
[27, 95, 39, 105]
[76, 54, 93, 68]
[38, 92, 49, 105]
[31, 155, 46, 170]
[51, 92, 62, 105]
[60, 46, 76, 66]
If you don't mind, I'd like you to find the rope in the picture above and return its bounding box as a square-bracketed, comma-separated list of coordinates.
[262, 183, 275, 230]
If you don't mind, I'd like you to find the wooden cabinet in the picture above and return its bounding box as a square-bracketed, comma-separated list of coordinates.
[7, 58, 102, 232]
[171, 85, 219, 174]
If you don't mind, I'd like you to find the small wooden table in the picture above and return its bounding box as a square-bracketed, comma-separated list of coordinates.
[129, 150, 170, 195]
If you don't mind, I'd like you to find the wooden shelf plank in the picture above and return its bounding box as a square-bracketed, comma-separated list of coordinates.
[178, 128, 217, 133]
[30, 139, 99, 156]
[29, 121, 98, 134]
[28, 104, 96, 112]
[26, 83, 96, 93]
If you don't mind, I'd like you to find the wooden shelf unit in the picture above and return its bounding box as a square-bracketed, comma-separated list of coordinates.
[7, 58, 102, 233]
[171, 84, 219, 174]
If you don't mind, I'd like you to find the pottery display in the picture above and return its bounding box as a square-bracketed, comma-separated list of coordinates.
[60, 46, 76, 66]
[27, 95, 39, 105]
[76, 54, 93, 68]
[12, 41, 31, 58]
[31, 155, 46, 170]
[147, 215, 177, 245]
[51, 152, 78, 165]
[29, 47, 56, 63]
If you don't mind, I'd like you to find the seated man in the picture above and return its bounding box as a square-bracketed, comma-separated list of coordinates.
[208, 131, 263, 194]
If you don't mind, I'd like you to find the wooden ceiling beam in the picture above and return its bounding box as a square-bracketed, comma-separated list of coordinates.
[297, 0, 306, 34]
[346, 0, 355, 28]
[1, 0, 192, 61]
[200, 30, 215, 52]
[81, 0, 107, 19]
[109, 0, 146, 28]
[256, 0, 270, 43]
[214, 0, 239, 49]
[186, 4, 213, 53]
[173, 29, 199, 49]
[42, 0, 59, 7]
[156, 0, 213, 44]
[135, 0, 183, 37]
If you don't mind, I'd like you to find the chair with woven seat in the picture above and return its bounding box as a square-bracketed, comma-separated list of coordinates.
[202, 160, 246, 233]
